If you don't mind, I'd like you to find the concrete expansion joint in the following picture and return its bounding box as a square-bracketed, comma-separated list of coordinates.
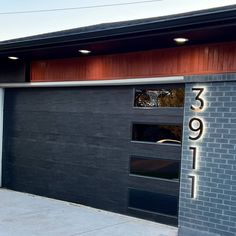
[70, 220, 133, 236]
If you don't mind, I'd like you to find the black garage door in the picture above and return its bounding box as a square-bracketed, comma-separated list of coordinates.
[2, 84, 184, 225]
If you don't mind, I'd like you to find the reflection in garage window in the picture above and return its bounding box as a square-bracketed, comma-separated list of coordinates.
[129, 189, 178, 216]
[134, 87, 184, 107]
[130, 157, 180, 180]
[132, 124, 182, 144]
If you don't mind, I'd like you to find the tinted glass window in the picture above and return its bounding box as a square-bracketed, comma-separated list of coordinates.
[130, 157, 180, 180]
[129, 189, 178, 216]
[132, 124, 182, 144]
[134, 88, 184, 107]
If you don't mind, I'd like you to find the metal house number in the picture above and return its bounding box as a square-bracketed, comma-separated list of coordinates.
[188, 88, 205, 198]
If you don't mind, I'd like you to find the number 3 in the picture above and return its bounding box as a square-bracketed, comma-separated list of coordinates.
[191, 88, 204, 112]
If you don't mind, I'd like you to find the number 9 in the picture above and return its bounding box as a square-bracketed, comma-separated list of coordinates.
[189, 118, 203, 140]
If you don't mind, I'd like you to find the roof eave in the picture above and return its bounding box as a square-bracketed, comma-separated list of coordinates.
[1, 5, 236, 54]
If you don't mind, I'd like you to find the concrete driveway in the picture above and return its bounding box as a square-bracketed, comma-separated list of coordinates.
[0, 189, 178, 236]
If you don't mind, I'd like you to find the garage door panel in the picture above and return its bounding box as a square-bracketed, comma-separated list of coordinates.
[6, 112, 131, 138]
[7, 140, 130, 173]
[5, 140, 130, 176]
[5, 87, 133, 113]
[6, 137, 130, 163]
[7, 131, 131, 145]
[3, 85, 183, 226]
[5, 161, 128, 208]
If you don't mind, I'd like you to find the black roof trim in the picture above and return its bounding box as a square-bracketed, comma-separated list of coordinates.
[1, 4, 236, 52]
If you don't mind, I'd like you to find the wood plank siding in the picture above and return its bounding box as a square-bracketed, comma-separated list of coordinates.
[31, 42, 236, 82]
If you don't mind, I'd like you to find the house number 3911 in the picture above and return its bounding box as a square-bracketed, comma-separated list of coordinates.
[188, 88, 205, 198]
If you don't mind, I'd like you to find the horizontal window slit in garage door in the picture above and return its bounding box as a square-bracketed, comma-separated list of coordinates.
[128, 188, 178, 216]
[130, 156, 180, 180]
[132, 124, 182, 144]
[134, 87, 184, 107]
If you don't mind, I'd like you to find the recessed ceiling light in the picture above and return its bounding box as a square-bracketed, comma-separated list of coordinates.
[78, 49, 91, 54]
[174, 38, 189, 44]
[8, 56, 19, 60]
